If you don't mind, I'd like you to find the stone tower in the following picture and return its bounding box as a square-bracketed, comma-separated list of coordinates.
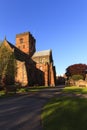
[16, 32, 36, 56]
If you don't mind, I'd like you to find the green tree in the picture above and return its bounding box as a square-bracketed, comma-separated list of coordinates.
[0, 44, 17, 86]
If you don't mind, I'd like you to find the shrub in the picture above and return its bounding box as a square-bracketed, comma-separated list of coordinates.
[71, 75, 83, 81]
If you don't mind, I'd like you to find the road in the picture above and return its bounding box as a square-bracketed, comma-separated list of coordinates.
[0, 87, 64, 130]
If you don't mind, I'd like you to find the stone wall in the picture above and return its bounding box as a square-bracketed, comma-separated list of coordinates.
[1, 32, 56, 87]
[15, 60, 28, 86]
[16, 32, 36, 56]
[75, 80, 87, 87]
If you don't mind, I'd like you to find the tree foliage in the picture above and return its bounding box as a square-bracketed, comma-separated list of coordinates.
[0, 44, 17, 86]
[65, 64, 87, 79]
[71, 75, 83, 81]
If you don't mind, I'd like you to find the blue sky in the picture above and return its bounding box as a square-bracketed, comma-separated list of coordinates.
[0, 0, 87, 75]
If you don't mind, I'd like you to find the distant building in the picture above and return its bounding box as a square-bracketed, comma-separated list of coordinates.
[0, 32, 56, 86]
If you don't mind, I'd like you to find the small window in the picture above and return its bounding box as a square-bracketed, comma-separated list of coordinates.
[20, 38, 23, 43]
[23, 45, 25, 49]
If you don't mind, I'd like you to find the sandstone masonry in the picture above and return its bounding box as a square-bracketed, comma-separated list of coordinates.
[0, 32, 56, 87]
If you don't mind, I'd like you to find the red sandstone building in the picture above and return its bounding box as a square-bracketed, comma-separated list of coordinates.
[0, 32, 56, 86]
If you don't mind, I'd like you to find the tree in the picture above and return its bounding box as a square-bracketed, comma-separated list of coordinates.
[65, 64, 87, 79]
[71, 75, 83, 81]
[0, 44, 17, 86]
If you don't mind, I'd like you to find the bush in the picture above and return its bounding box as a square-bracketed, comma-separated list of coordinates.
[71, 75, 83, 81]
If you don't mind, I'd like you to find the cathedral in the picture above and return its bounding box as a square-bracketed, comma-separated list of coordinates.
[0, 32, 56, 87]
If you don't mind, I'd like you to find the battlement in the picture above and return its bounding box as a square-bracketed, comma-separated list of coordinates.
[16, 32, 36, 41]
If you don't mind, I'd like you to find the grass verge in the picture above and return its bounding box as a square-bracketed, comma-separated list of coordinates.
[17, 86, 50, 92]
[42, 96, 87, 130]
[0, 86, 50, 98]
[0, 90, 16, 98]
[62, 86, 87, 94]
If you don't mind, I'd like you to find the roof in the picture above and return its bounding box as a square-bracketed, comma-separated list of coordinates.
[32, 50, 51, 57]
[0, 39, 31, 61]
[6, 40, 31, 59]
[6, 40, 35, 64]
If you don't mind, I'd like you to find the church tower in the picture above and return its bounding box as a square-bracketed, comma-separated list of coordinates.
[16, 32, 36, 57]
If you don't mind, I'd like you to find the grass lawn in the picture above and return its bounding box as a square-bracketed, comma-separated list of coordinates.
[0, 90, 5, 97]
[0, 86, 49, 98]
[17, 86, 49, 92]
[62, 86, 87, 94]
[42, 86, 87, 130]
[0, 90, 16, 98]
[42, 96, 87, 130]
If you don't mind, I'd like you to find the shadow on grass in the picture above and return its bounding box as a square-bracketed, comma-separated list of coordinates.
[42, 96, 87, 130]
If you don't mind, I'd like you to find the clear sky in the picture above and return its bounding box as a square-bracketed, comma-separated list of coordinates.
[0, 0, 87, 75]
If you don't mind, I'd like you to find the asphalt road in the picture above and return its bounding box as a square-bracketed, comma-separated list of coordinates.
[0, 87, 64, 130]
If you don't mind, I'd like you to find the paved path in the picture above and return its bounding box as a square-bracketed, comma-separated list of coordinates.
[0, 87, 64, 130]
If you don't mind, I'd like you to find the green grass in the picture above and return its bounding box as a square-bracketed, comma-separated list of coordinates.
[0, 90, 16, 98]
[17, 86, 49, 93]
[62, 86, 87, 94]
[0, 86, 49, 98]
[0, 90, 5, 96]
[42, 96, 87, 130]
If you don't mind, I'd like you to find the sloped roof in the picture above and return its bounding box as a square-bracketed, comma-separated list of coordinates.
[6, 40, 31, 60]
[32, 50, 51, 57]
[0, 39, 29, 60]
[7, 40, 36, 64]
